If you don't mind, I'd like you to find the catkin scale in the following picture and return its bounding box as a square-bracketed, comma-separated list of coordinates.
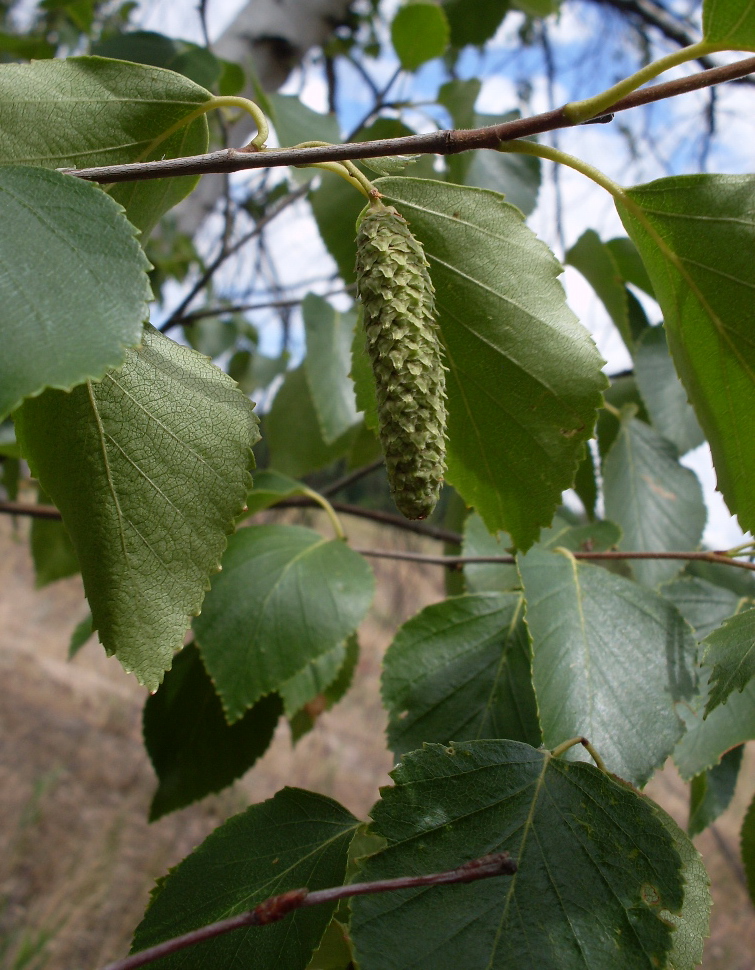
[355, 202, 447, 520]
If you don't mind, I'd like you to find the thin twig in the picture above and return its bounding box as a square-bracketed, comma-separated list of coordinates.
[352, 547, 755, 572]
[0, 500, 62, 520]
[100, 853, 516, 970]
[61, 58, 755, 185]
[173, 286, 352, 325]
[320, 457, 385, 497]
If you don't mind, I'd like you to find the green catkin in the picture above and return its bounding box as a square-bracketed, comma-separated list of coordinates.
[355, 201, 447, 520]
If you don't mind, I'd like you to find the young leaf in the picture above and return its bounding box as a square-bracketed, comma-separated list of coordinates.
[143, 642, 282, 821]
[617, 175, 755, 535]
[602, 409, 706, 588]
[350, 740, 687, 970]
[688, 744, 744, 837]
[634, 326, 705, 456]
[702, 0, 755, 47]
[0, 57, 211, 234]
[519, 546, 697, 785]
[742, 791, 755, 908]
[194, 524, 374, 721]
[391, 2, 450, 71]
[382, 593, 541, 756]
[303, 295, 360, 444]
[131, 788, 359, 970]
[565, 229, 632, 351]
[376, 177, 607, 550]
[14, 325, 259, 690]
[0, 167, 150, 422]
[702, 606, 755, 715]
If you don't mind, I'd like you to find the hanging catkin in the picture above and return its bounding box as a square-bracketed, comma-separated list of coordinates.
[355, 200, 447, 520]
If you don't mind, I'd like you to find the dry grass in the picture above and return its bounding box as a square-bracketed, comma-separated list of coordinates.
[0, 511, 753, 969]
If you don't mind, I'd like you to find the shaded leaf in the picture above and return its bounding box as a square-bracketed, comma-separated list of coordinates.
[350, 317, 378, 430]
[268, 92, 340, 185]
[0, 57, 211, 235]
[31, 497, 79, 587]
[391, 2, 450, 71]
[382, 593, 541, 756]
[305, 918, 353, 970]
[605, 236, 655, 296]
[143, 643, 282, 820]
[519, 546, 697, 785]
[742, 791, 755, 907]
[351, 740, 686, 970]
[566, 229, 632, 351]
[603, 409, 706, 588]
[683, 557, 755, 598]
[596, 373, 649, 458]
[377, 177, 606, 550]
[441, 0, 509, 47]
[635, 326, 705, 455]
[15, 325, 259, 690]
[310, 171, 364, 285]
[68, 613, 93, 659]
[132, 788, 359, 970]
[702, 606, 755, 715]
[289, 636, 360, 742]
[688, 744, 744, 837]
[462, 512, 519, 593]
[574, 441, 597, 518]
[539, 514, 621, 552]
[195, 524, 374, 721]
[661, 575, 743, 641]
[244, 468, 307, 516]
[617, 175, 755, 534]
[0, 167, 150, 422]
[702, 0, 755, 47]
[92, 30, 223, 90]
[303, 294, 360, 444]
[281, 638, 349, 718]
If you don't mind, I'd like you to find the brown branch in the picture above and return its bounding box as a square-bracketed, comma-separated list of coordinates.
[319, 457, 385, 497]
[100, 853, 516, 970]
[353, 547, 755, 572]
[61, 58, 755, 185]
[0, 500, 62, 520]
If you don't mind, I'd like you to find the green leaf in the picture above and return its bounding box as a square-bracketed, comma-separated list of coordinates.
[244, 468, 307, 516]
[377, 177, 606, 550]
[683, 557, 755, 598]
[303, 295, 360, 444]
[634, 327, 705, 455]
[350, 740, 685, 970]
[305, 918, 353, 970]
[131, 788, 359, 970]
[661, 575, 743, 641]
[438, 78, 481, 128]
[143, 642, 282, 821]
[391, 2, 450, 71]
[194, 524, 374, 721]
[539, 514, 621, 552]
[565, 229, 632, 351]
[0, 167, 150, 422]
[602, 409, 706, 588]
[280, 639, 349, 718]
[31, 501, 79, 588]
[441, 0, 509, 47]
[688, 744, 744, 837]
[68, 612, 93, 658]
[648, 801, 710, 970]
[350, 316, 378, 430]
[605, 236, 654, 296]
[519, 546, 697, 785]
[702, 606, 755, 715]
[702, 0, 755, 47]
[0, 57, 211, 235]
[462, 513, 519, 593]
[267, 92, 340, 184]
[383, 593, 541, 756]
[574, 443, 597, 518]
[742, 791, 755, 907]
[0, 420, 20, 459]
[617, 175, 755, 534]
[310, 171, 364, 285]
[288, 636, 360, 742]
[92, 30, 223, 89]
[596, 373, 649, 457]
[266, 366, 358, 477]
[15, 325, 259, 690]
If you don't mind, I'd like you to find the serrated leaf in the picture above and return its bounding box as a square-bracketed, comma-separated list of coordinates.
[617, 175, 755, 534]
[377, 177, 606, 550]
[194, 524, 374, 721]
[143, 642, 282, 820]
[742, 791, 755, 907]
[350, 740, 685, 970]
[566, 229, 632, 350]
[702, 606, 755, 714]
[0, 167, 150, 422]
[0, 57, 211, 235]
[14, 325, 259, 690]
[602, 409, 706, 588]
[519, 546, 697, 785]
[635, 327, 705, 455]
[688, 744, 743, 837]
[383, 593, 541, 756]
[703, 0, 755, 46]
[648, 800, 710, 970]
[281, 640, 349, 718]
[661, 575, 743, 641]
[266, 366, 359, 477]
[131, 788, 359, 970]
[391, 2, 450, 71]
[303, 294, 360, 444]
